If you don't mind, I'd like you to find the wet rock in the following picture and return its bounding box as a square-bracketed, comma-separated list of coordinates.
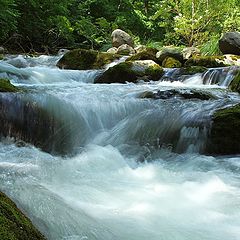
[57, 48, 121, 70]
[219, 32, 240, 55]
[57, 48, 69, 56]
[229, 69, 240, 93]
[182, 47, 201, 60]
[117, 44, 135, 55]
[180, 66, 208, 75]
[139, 89, 214, 100]
[0, 191, 46, 240]
[0, 79, 19, 92]
[162, 57, 182, 68]
[222, 54, 240, 66]
[184, 56, 226, 68]
[95, 60, 163, 84]
[207, 104, 240, 154]
[156, 47, 183, 64]
[0, 94, 76, 155]
[111, 29, 134, 48]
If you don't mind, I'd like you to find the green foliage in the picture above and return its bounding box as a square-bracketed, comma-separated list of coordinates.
[200, 35, 221, 56]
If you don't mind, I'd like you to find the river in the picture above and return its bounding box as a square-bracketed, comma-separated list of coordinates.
[0, 54, 240, 240]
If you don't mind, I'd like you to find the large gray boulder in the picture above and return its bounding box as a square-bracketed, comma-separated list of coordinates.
[219, 32, 240, 55]
[156, 47, 183, 64]
[111, 29, 134, 48]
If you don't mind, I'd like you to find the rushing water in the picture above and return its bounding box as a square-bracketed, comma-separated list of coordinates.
[0, 55, 240, 240]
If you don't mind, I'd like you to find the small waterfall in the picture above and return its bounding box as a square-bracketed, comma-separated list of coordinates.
[161, 66, 239, 87]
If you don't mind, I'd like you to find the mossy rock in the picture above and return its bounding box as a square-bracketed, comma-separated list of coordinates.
[180, 66, 208, 75]
[57, 48, 121, 70]
[95, 60, 163, 84]
[162, 57, 182, 68]
[156, 47, 183, 64]
[229, 70, 240, 93]
[0, 79, 19, 92]
[0, 191, 46, 240]
[185, 56, 226, 68]
[207, 104, 240, 154]
[0, 54, 3, 60]
[95, 62, 137, 84]
[126, 48, 159, 64]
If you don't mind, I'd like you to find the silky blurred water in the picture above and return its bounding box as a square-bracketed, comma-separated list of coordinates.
[0, 55, 240, 240]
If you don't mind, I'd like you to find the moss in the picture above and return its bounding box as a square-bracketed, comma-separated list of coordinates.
[156, 47, 183, 64]
[0, 191, 46, 240]
[185, 56, 226, 68]
[208, 104, 240, 154]
[229, 70, 240, 93]
[180, 66, 207, 75]
[0, 54, 3, 60]
[126, 48, 159, 63]
[57, 48, 121, 70]
[95, 62, 137, 83]
[162, 57, 182, 68]
[0, 79, 19, 92]
[145, 64, 164, 80]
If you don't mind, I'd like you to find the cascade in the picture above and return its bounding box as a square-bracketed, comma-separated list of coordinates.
[0, 55, 240, 240]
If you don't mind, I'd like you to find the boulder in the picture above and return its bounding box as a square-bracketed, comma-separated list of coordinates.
[57, 48, 69, 56]
[184, 56, 226, 68]
[162, 57, 182, 68]
[182, 47, 201, 60]
[0, 191, 46, 240]
[107, 47, 118, 54]
[57, 48, 121, 70]
[111, 29, 134, 48]
[126, 48, 159, 64]
[207, 104, 240, 154]
[219, 32, 240, 55]
[139, 89, 214, 100]
[221, 54, 240, 66]
[117, 44, 135, 55]
[179, 66, 208, 75]
[156, 47, 183, 64]
[229, 69, 240, 93]
[134, 45, 147, 53]
[95, 60, 163, 84]
[0, 78, 19, 92]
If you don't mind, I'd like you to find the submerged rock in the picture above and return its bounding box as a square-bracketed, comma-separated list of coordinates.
[111, 29, 134, 48]
[185, 56, 226, 68]
[139, 89, 214, 100]
[0, 94, 77, 155]
[0, 191, 46, 240]
[219, 32, 240, 55]
[95, 60, 163, 84]
[57, 48, 120, 70]
[0, 79, 19, 92]
[208, 104, 240, 154]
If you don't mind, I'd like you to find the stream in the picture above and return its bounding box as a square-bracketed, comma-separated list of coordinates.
[0, 54, 240, 240]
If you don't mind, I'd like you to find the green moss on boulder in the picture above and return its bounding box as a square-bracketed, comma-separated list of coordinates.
[0, 191, 46, 240]
[185, 56, 226, 68]
[156, 47, 183, 64]
[95, 62, 137, 83]
[207, 104, 240, 154]
[162, 57, 182, 68]
[95, 60, 163, 84]
[229, 70, 240, 93]
[57, 48, 121, 70]
[0, 79, 19, 92]
[126, 48, 159, 63]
